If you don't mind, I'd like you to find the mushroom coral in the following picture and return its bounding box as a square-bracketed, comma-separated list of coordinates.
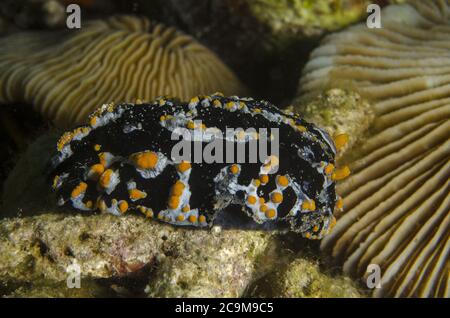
[0, 15, 248, 128]
[298, 0, 450, 297]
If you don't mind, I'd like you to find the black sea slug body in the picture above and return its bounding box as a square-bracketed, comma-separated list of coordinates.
[50, 94, 349, 239]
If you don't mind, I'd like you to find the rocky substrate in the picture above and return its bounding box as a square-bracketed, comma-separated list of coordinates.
[0, 212, 364, 298]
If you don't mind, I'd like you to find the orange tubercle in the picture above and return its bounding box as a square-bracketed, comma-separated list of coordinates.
[276, 175, 289, 187]
[129, 188, 147, 200]
[99, 169, 113, 188]
[230, 164, 240, 174]
[171, 181, 185, 196]
[301, 199, 316, 211]
[118, 200, 128, 213]
[177, 161, 191, 173]
[334, 133, 349, 151]
[132, 151, 159, 169]
[89, 163, 105, 180]
[259, 174, 269, 184]
[324, 163, 335, 175]
[270, 192, 283, 204]
[331, 166, 351, 181]
[247, 195, 257, 205]
[168, 196, 180, 210]
[71, 182, 87, 198]
[265, 209, 276, 219]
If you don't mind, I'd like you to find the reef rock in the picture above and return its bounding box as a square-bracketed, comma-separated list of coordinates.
[0, 213, 272, 297]
[292, 88, 374, 155]
[252, 255, 363, 298]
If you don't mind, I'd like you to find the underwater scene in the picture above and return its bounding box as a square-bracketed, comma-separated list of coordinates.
[0, 0, 448, 300]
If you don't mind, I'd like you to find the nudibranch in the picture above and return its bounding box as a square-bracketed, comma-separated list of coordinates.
[49, 94, 349, 239]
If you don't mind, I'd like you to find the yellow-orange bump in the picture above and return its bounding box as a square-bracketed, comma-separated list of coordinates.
[88, 163, 105, 180]
[145, 209, 154, 218]
[265, 209, 276, 219]
[71, 182, 87, 198]
[177, 161, 191, 173]
[301, 199, 316, 211]
[324, 163, 335, 175]
[129, 188, 147, 200]
[230, 164, 240, 174]
[132, 151, 158, 169]
[334, 133, 349, 151]
[186, 120, 196, 130]
[190, 96, 200, 104]
[199, 215, 206, 223]
[168, 196, 180, 210]
[331, 166, 351, 181]
[336, 197, 344, 210]
[89, 116, 98, 127]
[247, 195, 257, 205]
[225, 101, 235, 109]
[188, 215, 197, 223]
[118, 200, 128, 213]
[276, 175, 289, 187]
[99, 169, 113, 188]
[171, 181, 185, 196]
[259, 174, 269, 184]
[270, 192, 283, 204]
[98, 152, 110, 167]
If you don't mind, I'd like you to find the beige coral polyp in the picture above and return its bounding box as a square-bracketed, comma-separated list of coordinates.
[0, 15, 247, 128]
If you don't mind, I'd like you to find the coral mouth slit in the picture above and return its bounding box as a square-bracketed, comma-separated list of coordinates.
[50, 94, 349, 239]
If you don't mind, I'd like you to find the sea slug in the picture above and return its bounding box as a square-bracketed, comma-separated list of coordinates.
[50, 94, 349, 239]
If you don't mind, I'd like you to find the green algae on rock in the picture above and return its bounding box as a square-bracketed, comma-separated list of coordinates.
[247, 0, 369, 45]
[253, 256, 363, 298]
[292, 89, 374, 156]
[145, 226, 271, 297]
